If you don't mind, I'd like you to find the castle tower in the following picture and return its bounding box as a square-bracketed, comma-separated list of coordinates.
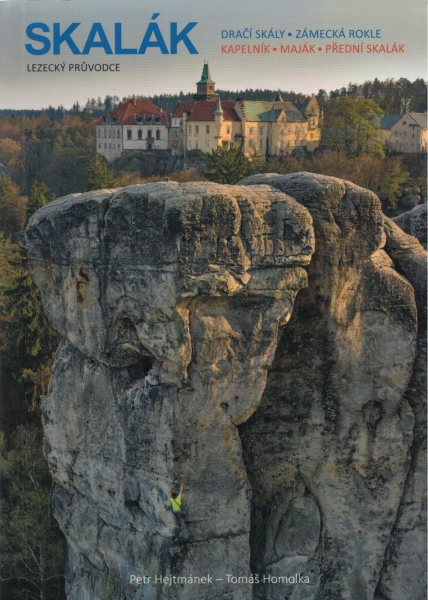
[194, 62, 218, 102]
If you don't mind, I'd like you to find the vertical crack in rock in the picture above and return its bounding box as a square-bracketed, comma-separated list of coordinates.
[238, 173, 422, 600]
[26, 181, 314, 600]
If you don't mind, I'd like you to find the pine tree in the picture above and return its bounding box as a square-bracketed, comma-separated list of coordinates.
[86, 155, 112, 191]
[0, 174, 26, 238]
[205, 141, 252, 184]
[0, 237, 60, 410]
[26, 181, 55, 222]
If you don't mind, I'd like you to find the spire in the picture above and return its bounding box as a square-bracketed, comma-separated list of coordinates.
[194, 62, 218, 102]
[275, 91, 283, 102]
[198, 62, 215, 84]
[215, 96, 223, 115]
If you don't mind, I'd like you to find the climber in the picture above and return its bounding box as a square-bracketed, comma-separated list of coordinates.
[169, 483, 184, 514]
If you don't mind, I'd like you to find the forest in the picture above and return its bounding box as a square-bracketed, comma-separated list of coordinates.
[0, 75, 426, 599]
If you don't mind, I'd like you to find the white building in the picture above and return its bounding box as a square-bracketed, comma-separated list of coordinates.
[96, 98, 169, 162]
[382, 113, 427, 153]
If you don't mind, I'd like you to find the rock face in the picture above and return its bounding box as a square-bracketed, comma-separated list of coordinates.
[26, 181, 314, 600]
[238, 173, 425, 600]
[393, 202, 427, 249]
[25, 175, 426, 600]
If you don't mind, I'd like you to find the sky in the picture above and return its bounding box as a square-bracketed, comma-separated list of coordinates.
[0, 0, 426, 110]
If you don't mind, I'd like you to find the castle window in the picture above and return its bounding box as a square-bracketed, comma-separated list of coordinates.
[295, 127, 299, 134]
[127, 129, 132, 139]
[249, 139, 253, 147]
[300, 126, 304, 133]
[403, 121, 407, 125]
[259, 126, 264, 135]
[117, 130, 120, 138]
[188, 125, 192, 134]
[109, 143, 111, 150]
[98, 143, 101, 149]
[249, 127, 254, 134]
[280, 128, 284, 135]
[148, 129, 152, 138]
[188, 139, 192, 147]
[195, 139, 199, 148]
[104, 128, 107, 137]
[138, 129, 143, 140]
[113, 143, 115, 149]
[156, 129, 161, 140]
[118, 143, 120, 149]
[259, 139, 264, 150]
[104, 143, 107, 149]
[195, 125, 199, 135]
[174, 132, 178, 138]
[287, 126, 291, 133]
[311, 118, 315, 125]
[227, 126, 230, 134]
[98, 130, 101, 138]
[206, 125, 210, 134]
[206, 139, 210, 148]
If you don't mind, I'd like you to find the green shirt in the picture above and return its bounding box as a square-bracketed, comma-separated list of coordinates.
[170, 494, 182, 513]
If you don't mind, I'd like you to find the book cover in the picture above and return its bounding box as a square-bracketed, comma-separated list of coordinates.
[0, 1, 426, 600]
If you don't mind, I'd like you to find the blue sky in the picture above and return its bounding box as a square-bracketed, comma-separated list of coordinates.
[0, 0, 426, 109]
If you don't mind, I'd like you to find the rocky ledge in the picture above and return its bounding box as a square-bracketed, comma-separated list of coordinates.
[26, 175, 426, 600]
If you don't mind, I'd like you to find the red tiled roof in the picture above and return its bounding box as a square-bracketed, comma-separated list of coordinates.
[172, 101, 198, 118]
[187, 101, 240, 122]
[96, 98, 166, 125]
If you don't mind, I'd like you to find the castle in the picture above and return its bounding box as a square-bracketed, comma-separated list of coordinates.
[96, 63, 322, 162]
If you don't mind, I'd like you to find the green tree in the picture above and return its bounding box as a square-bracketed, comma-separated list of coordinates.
[323, 97, 384, 157]
[0, 238, 60, 410]
[86, 155, 113, 191]
[0, 425, 66, 600]
[0, 174, 26, 238]
[80, 107, 93, 123]
[382, 162, 410, 211]
[26, 181, 55, 221]
[205, 141, 252, 184]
